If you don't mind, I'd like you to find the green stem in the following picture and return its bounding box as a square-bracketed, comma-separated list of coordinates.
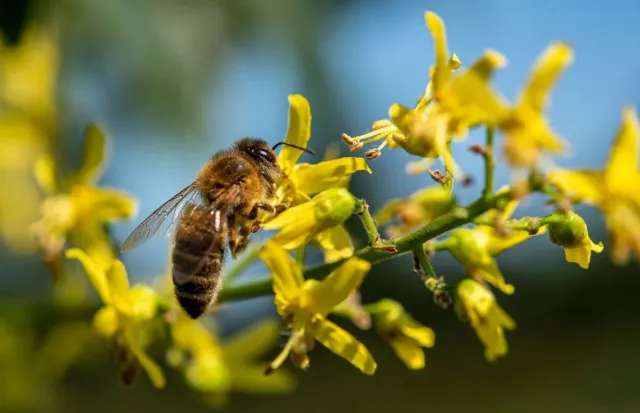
[412, 245, 437, 280]
[356, 199, 381, 245]
[219, 189, 513, 302]
[472, 215, 551, 234]
[484, 127, 495, 199]
[222, 242, 263, 286]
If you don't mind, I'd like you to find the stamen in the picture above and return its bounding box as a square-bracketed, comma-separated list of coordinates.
[265, 330, 297, 375]
[372, 119, 393, 130]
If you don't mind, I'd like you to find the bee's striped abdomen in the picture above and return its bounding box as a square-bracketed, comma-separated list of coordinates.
[172, 205, 226, 319]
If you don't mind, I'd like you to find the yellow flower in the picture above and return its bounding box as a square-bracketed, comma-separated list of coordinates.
[345, 11, 508, 178]
[455, 279, 515, 362]
[499, 43, 573, 168]
[445, 197, 545, 294]
[168, 314, 294, 400]
[273, 95, 369, 262]
[547, 210, 604, 269]
[65, 248, 165, 388]
[0, 24, 59, 252]
[0, 24, 59, 129]
[31, 123, 137, 272]
[260, 241, 376, 375]
[374, 185, 453, 237]
[262, 187, 359, 262]
[364, 299, 435, 370]
[276, 94, 371, 205]
[549, 107, 640, 264]
[0, 112, 48, 252]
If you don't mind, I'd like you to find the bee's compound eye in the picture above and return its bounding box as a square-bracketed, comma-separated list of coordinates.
[256, 148, 274, 163]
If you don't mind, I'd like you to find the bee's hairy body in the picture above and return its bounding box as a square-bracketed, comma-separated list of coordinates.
[171, 138, 285, 319]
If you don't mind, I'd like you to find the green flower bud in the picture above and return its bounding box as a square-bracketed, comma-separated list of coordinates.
[449, 228, 491, 267]
[547, 210, 588, 248]
[312, 187, 359, 227]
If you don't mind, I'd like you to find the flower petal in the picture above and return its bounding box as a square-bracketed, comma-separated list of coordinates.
[425, 11, 450, 94]
[107, 260, 133, 314]
[72, 123, 108, 185]
[293, 158, 371, 196]
[65, 248, 110, 303]
[476, 261, 515, 295]
[34, 153, 56, 194]
[605, 107, 640, 193]
[125, 328, 166, 389]
[93, 306, 119, 337]
[261, 202, 318, 250]
[449, 50, 510, 126]
[306, 257, 371, 316]
[564, 246, 591, 269]
[264, 188, 358, 251]
[487, 227, 544, 256]
[400, 323, 435, 348]
[260, 241, 304, 306]
[314, 225, 354, 263]
[388, 336, 426, 370]
[548, 169, 606, 205]
[278, 95, 312, 172]
[313, 318, 377, 375]
[89, 188, 138, 223]
[519, 42, 573, 112]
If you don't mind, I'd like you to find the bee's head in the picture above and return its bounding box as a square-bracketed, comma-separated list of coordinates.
[235, 137, 283, 182]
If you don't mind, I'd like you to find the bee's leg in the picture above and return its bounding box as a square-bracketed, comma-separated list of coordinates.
[273, 203, 289, 215]
[255, 202, 288, 215]
[230, 225, 251, 258]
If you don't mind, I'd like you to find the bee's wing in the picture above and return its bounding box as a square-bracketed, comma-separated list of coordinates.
[121, 183, 199, 252]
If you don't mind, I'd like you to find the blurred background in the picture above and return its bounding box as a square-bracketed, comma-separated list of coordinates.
[1, 0, 639, 412]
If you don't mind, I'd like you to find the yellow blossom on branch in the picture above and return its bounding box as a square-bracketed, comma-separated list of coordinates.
[0, 24, 59, 129]
[455, 279, 515, 362]
[260, 241, 376, 375]
[499, 42, 573, 168]
[0, 24, 59, 252]
[344, 11, 508, 178]
[443, 196, 545, 294]
[275, 94, 371, 205]
[549, 107, 640, 264]
[168, 314, 294, 402]
[364, 299, 435, 370]
[65, 249, 165, 388]
[0, 113, 48, 252]
[547, 210, 603, 269]
[31, 123, 136, 272]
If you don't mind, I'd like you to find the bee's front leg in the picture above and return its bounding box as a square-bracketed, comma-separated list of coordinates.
[245, 202, 289, 233]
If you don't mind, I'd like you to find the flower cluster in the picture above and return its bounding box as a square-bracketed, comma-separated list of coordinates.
[6, 6, 639, 409]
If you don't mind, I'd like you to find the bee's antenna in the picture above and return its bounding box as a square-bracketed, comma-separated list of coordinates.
[272, 141, 315, 156]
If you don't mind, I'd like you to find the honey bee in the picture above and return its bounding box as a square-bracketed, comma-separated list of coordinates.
[121, 138, 313, 319]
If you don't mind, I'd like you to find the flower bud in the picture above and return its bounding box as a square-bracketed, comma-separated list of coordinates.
[547, 210, 603, 269]
[547, 210, 587, 248]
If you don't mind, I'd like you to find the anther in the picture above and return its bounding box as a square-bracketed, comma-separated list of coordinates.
[365, 148, 381, 160]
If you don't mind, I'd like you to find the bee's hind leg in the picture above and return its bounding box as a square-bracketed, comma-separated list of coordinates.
[229, 225, 251, 259]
